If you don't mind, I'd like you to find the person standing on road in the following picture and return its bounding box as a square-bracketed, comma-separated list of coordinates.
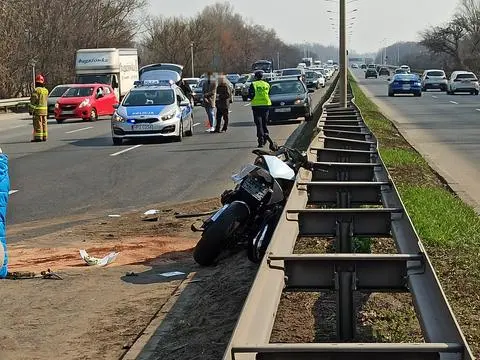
[249, 70, 271, 147]
[29, 74, 49, 142]
[202, 72, 217, 132]
[214, 75, 232, 133]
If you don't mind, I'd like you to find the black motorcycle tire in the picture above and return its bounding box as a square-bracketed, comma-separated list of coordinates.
[193, 202, 250, 266]
[247, 208, 282, 263]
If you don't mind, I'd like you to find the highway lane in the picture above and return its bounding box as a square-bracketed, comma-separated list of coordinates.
[0, 84, 330, 230]
[352, 69, 480, 212]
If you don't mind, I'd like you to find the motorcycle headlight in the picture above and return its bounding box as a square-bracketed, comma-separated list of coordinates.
[79, 98, 90, 107]
[112, 112, 125, 122]
[161, 111, 176, 121]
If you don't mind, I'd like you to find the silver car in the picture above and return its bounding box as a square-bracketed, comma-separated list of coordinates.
[421, 69, 447, 91]
[111, 80, 194, 145]
[47, 84, 74, 118]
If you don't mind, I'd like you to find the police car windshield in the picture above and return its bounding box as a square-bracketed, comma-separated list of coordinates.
[269, 80, 305, 95]
[123, 89, 175, 106]
[64, 87, 94, 97]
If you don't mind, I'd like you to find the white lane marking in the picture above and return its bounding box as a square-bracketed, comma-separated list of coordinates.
[243, 103, 251, 107]
[431, 95, 438, 99]
[193, 122, 201, 127]
[449, 101, 458, 104]
[110, 144, 142, 157]
[8, 190, 18, 195]
[65, 126, 93, 134]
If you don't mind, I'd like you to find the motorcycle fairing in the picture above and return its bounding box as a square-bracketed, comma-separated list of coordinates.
[262, 155, 296, 180]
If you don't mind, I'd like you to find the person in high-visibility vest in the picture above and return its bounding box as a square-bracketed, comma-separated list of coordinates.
[29, 74, 49, 142]
[248, 70, 272, 147]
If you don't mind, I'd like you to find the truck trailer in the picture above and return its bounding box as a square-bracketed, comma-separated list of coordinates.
[75, 48, 139, 100]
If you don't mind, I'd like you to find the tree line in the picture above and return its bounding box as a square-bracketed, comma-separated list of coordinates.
[0, 1, 308, 99]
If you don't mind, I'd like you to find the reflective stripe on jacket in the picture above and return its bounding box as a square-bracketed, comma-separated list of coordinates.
[30, 87, 49, 116]
[250, 80, 271, 106]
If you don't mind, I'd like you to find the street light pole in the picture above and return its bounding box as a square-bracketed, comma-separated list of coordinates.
[277, 52, 280, 70]
[339, 0, 347, 108]
[190, 42, 195, 77]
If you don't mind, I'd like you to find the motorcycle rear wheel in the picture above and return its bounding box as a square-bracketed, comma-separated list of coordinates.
[193, 202, 249, 266]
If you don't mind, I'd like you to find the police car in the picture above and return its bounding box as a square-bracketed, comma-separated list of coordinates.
[111, 79, 194, 145]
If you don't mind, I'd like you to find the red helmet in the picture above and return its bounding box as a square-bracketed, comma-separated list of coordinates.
[35, 74, 45, 84]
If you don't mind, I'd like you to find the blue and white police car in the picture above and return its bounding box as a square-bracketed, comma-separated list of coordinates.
[111, 79, 194, 145]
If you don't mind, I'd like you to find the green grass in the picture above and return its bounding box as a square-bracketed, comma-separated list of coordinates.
[349, 72, 480, 355]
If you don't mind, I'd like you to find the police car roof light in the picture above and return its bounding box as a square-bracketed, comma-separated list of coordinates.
[133, 79, 175, 87]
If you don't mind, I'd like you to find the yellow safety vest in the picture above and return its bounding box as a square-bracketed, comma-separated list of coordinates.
[251, 80, 271, 106]
[29, 86, 49, 116]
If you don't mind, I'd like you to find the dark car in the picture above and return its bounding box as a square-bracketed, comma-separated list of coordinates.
[192, 79, 205, 106]
[361, 64, 367, 69]
[388, 73, 422, 97]
[378, 67, 390, 76]
[365, 68, 378, 79]
[268, 78, 314, 122]
[305, 71, 321, 89]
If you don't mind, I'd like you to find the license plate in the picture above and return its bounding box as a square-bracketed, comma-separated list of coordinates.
[275, 107, 291, 113]
[62, 110, 74, 115]
[402, 85, 411, 90]
[132, 124, 153, 131]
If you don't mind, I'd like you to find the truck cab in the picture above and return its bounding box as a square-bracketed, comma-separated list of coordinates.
[75, 48, 139, 100]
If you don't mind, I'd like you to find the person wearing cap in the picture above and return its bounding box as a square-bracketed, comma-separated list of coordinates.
[248, 70, 271, 147]
[29, 74, 49, 142]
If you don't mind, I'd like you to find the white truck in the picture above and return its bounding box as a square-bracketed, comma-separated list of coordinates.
[75, 48, 139, 100]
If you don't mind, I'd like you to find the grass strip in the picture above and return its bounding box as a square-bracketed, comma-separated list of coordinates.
[349, 73, 480, 356]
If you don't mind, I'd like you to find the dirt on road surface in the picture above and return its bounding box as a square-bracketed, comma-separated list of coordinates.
[0, 198, 258, 360]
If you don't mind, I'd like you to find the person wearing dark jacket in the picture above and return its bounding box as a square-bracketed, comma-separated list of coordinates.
[214, 75, 232, 133]
[248, 70, 271, 147]
[178, 79, 193, 105]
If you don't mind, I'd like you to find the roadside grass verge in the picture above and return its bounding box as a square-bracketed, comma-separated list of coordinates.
[350, 74, 480, 355]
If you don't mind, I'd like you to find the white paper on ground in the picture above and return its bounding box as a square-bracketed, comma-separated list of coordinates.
[80, 249, 119, 267]
[144, 209, 160, 215]
[159, 271, 185, 277]
[108, 214, 121, 218]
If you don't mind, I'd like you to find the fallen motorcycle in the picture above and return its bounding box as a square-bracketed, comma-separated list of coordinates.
[192, 140, 315, 266]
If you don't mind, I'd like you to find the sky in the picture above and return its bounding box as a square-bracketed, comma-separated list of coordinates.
[147, 0, 460, 54]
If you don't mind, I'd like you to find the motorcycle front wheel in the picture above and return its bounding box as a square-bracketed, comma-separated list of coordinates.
[247, 208, 283, 263]
[193, 201, 250, 266]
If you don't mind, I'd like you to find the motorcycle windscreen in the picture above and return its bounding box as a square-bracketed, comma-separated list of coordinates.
[262, 155, 296, 180]
[232, 164, 261, 184]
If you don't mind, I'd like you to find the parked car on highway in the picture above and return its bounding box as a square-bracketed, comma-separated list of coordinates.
[420, 69, 448, 91]
[281, 68, 305, 79]
[111, 79, 194, 145]
[365, 67, 378, 79]
[447, 71, 479, 95]
[182, 77, 200, 91]
[234, 75, 249, 96]
[378, 67, 390, 76]
[54, 83, 117, 124]
[313, 71, 326, 87]
[47, 84, 73, 118]
[387, 73, 422, 97]
[361, 64, 367, 69]
[267, 78, 313, 122]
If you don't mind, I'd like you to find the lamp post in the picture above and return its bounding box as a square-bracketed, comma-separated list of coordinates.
[339, 0, 347, 108]
[190, 42, 195, 77]
[29, 59, 37, 90]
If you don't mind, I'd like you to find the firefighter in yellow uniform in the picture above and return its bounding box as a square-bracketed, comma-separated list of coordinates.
[29, 74, 49, 142]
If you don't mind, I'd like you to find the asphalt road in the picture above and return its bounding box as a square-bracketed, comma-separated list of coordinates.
[352, 69, 480, 212]
[0, 83, 331, 232]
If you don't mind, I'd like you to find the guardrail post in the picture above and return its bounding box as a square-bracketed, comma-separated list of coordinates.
[336, 269, 356, 340]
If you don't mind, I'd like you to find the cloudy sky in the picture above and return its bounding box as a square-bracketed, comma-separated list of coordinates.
[147, 0, 459, 53]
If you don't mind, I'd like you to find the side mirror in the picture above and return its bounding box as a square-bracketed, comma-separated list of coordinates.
[113, 103, 119, 109]
[308, 88, 315, 93]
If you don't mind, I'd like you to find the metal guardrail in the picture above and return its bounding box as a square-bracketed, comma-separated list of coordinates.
[222, 82, 474, 360]
[0, 97, 30, 112]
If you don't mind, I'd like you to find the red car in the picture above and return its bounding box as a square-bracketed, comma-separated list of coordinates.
[54, 83, 117, 124]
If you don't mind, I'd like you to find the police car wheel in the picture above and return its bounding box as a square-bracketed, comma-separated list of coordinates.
[175, 121, 183, 142]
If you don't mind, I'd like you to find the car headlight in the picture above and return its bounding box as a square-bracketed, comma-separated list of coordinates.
[161, 111, 176, 121]
[112, 112, 125, 122]
[294, 99, 304, 105]
[79, 98, 90, 107]
[416, 82, 421, 86]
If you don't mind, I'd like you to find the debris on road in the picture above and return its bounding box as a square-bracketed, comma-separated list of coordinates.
[108, 214, 121, 218]
[159, 271, 185, 277]
[79, 249, 119, 267]
[142, 209, 160, 222]
[41, 269, 62, 280]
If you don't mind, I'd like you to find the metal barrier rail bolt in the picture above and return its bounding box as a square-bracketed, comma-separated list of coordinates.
[222, 82, 474, 360]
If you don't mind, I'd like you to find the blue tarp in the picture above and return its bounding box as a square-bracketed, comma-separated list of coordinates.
[0, 154, 10, 278]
